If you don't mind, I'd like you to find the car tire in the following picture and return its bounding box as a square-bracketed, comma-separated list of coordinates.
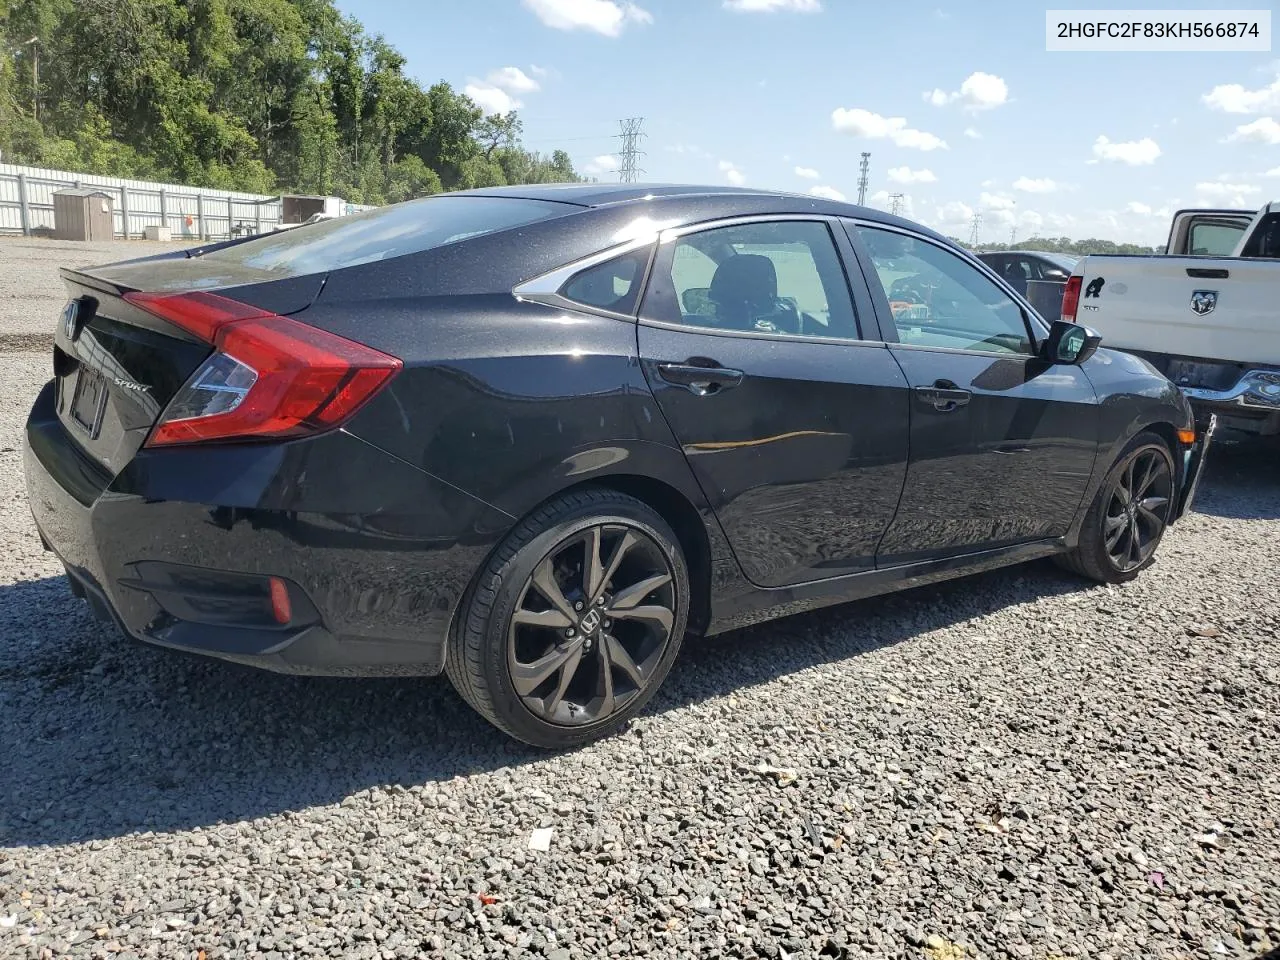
[1057, 431, 1176, 584]
[445, 487, 690, 749]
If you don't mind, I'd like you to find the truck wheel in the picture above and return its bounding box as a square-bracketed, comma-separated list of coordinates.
[1057, 432, 1175, 584]
[446, 487, 689, 749]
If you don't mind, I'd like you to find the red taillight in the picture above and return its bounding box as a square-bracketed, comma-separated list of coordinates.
[1060, 275, 1082, 324]
[126, 291, 401, 447]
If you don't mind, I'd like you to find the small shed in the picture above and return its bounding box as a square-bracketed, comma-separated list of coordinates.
[53, 187, 115, 241]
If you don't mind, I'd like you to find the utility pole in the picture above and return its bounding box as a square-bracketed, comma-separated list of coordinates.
[889, 193, 905, 216]
[23, 37, 38, 122]
[968, 212, 983, 246]
[617, 118, 646, 184]
[856, 152, 870, 206]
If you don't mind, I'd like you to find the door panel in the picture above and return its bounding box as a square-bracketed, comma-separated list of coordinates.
[847, 222, 1100, 564]
[640, 324, 910, 586]
[876, 346, 1098, 565]
[636, 217, 910, 588]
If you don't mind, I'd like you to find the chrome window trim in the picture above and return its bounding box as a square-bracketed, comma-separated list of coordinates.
[512, 234, 657, 322]
[844, 217, 1053, 341]
[655, 212, 845, 245]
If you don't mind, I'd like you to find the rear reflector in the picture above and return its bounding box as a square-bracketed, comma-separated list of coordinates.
[1060, 275, 1082, 324]
[126, 291, 401, 446]
[269, 577, 292, 625]
[1177, 427, 1196, 445]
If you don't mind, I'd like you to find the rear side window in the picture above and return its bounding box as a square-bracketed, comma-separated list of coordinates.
[198, 196, 571, 276]
[560, 247, 651, 315]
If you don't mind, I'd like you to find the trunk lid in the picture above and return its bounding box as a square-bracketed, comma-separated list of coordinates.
[51, 258, 324, 475]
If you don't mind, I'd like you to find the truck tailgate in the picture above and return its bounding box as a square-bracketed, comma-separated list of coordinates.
[1076, 256, 1278, 367]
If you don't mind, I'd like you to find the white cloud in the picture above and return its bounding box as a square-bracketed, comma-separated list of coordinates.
[924, 72, 1009, 112]
[1019, 210, 1044, 231]
[584, 154, 620, 177]
[831, 108, 947, 151]
[487, 66, 540, 94]
[1092, 135, 1161, 165]
[887, 166, 936, 184]
[808, 185, 846, 201]
[934, 201, 975, 225]
[963, 127, 981, 139]
[464, 83, 520, 115]
[1126, 201, 1153, 215]
[1267, 166, 1280, 177]
[979, 191, 1016, 210]
[522, 0, 652, 36]
[794, 166, 821, 180]
[1203, 76, 1280, 114]
[719, 160, 746, 186]
[1226, 117, 1280, 144]
[1194, 180, 1262, 206]
[464, 66, 544, 115]
[530, 64, 551, 78]
[1012, 177, 1058, 194]
[724, 0, 820, 10]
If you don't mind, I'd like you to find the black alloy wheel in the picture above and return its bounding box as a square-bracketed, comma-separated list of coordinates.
[446, 488, 690, 748]
[1056, 432, 1176, 584]
[508, 524, 677, 725]
[1102, 447, 1173, 573]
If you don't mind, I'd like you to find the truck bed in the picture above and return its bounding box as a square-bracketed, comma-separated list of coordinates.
[1074, 254, 1278, 368]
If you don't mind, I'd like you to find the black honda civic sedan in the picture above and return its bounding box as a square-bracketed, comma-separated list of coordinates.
[25, 184, 1212, 747]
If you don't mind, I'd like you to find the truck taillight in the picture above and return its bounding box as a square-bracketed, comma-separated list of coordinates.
[1061, 275, 1082, 324]
[124, 291, 401, 447]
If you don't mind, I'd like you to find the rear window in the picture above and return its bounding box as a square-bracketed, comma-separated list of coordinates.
[198, 196, 571, 276]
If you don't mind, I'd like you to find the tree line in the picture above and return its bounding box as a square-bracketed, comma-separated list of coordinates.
[0, 0, 584, 202]
[959, 236, 1162, 256]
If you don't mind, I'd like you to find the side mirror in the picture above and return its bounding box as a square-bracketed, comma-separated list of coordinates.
[1042, 320, 1102, 365]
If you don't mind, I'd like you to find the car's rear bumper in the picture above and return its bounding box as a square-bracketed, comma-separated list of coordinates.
[24, 380, 512, 677]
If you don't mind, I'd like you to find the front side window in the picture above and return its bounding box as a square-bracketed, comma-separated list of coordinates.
[642, 220, 859, 339]
[855, 226, 1034, 355]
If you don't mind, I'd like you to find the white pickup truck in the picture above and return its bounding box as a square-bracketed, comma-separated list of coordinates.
[1064, 201, 1280, 435]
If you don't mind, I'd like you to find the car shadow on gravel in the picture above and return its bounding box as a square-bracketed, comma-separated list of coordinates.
[1, 557, 1091, 849]
[1193, 436, 1280, 521]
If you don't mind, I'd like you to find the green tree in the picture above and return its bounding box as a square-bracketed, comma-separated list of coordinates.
[0, 0, 583, 202]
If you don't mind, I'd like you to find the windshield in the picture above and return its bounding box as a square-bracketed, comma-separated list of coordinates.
[197, 196, 574, 276]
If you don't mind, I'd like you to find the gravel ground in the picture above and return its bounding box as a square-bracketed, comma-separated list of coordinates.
[0, 237, 193, 347]
[1, 345, 1278, 960]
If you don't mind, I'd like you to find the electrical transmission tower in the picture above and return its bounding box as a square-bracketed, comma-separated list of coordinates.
[1009, 224, 1017, 245]
[889, 193, 905, 216]
[617, 117, 646, 183]
[968, 212, 983, 246]
[856, 152, 870, 206]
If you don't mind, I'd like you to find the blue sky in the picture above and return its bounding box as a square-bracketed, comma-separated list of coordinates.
[336, 0, 1280, 245]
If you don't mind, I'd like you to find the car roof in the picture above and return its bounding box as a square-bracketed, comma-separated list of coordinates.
[452, 182, 953, 246]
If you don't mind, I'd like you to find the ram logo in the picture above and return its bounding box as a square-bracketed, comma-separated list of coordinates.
[1190, 290, 1217, 316]
[114, 377, 152, 394]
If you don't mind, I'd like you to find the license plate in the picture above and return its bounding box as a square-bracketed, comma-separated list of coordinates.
[70, 368, 108, 437]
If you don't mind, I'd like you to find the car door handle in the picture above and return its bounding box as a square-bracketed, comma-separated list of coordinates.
[914, 380, 971, 412]
[656, 361, 744, 396]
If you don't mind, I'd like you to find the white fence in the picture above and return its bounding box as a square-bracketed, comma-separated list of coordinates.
[0, 162, 285, 239]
